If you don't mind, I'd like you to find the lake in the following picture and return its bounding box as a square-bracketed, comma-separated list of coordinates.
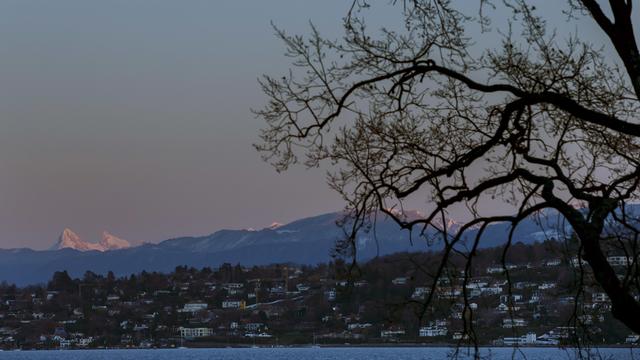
[0, 347, 636, 360]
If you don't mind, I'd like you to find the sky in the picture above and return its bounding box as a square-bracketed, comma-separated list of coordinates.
[0, 1, 628, 250]
[0, 1, 361, 249]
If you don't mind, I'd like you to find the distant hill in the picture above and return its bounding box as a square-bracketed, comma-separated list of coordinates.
[0, 209, 578, 285]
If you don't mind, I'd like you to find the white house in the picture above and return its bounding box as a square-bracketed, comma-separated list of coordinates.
[544, 259, 562, 266]
[179, 327, 213, 338]
[502, 318, 527, 328]
[486, 266, 504, 274]
[592, 292, 609, 303]
[502, 332, 537, 345]
[179, 302, 208, 313]
[411, 287, 429, 300]
[538, 282, 556, 290]
[419, 326, 448, 337]
[465, 281, 488, 289]
[607, 256, 629, 267]
[626, 334, 640, 343]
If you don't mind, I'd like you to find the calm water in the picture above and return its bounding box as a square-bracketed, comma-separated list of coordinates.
[0, 347, 636, 360]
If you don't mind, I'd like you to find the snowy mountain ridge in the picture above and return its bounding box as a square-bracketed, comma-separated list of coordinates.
[51, 229, 131, 252]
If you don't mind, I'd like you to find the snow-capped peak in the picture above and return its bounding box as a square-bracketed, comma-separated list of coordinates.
[60, 228, 80, 245]
[100, 231, 131, 250]
[53, 228, 103, 252]
[51, 229, 131, 252]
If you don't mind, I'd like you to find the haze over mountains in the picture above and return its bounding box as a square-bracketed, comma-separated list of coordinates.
[0, 210, 570, 285]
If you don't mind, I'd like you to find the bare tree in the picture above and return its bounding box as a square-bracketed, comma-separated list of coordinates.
[255, 0, 640, 340]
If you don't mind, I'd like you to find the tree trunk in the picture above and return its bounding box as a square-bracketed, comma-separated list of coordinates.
[580, 228, 640, 333]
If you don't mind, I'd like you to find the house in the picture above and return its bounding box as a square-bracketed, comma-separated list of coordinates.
[497, 303, 520, 312]
[46, 291, 59, 301]
[59, 339, 72, 348]
[513, 281, 537, 289]
[544, 259, 561, 266]
[76, 337, 94, 347]
[347, 323, 372, 330]
[529, 292, 541, 304]
[452, 332, 471, 340]
[434, 319, 448, 327]
[502, 332, 537, 345]
[244, 323, 264, 331]
[133, 324, 149, 332]
[325, 289, 336, 301]
[31, 312, 45, 320]
[437, 287, 461, 299]
[502, 332, 538, 346]
[466, 281, 488, 289]
[592, 292, 609, 303]
[486, 266, 504, 274]
[607, 256, 629, 267]
[120, 334, 135, 345]
[570, 257, 588, 267]
[179, 327, 213, 338]
[392, 277, 408, 285]
[225, 283, 245, 295]
[411, 287, 429, 299]
[537, 327, 574, 344]
[245, 332, 273, 338]
[53, 327, 68, 340]
[468, 288, 482, 298]
[179, 302, 208, 313]
[269, 285, 286, 295]
[354, 280, 369, 288]
[499, 294, 523, 303]
[419, 325, 448, 337]
[626, 334, 640, 343]
[481, 287, 503, 295]
[502, 318, 527, 328]
[380, 328, 406, 338]
[222, 300, 246, 309]
[538, 282, 556, 290]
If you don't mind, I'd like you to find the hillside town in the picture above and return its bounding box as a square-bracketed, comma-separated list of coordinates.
[0, 241, 636, 350]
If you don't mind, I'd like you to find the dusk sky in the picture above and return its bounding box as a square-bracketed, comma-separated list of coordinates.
[0, 1, 360, 249]
[0, 1, 621, 250]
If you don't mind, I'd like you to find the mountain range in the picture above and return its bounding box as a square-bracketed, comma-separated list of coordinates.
[0, 209, 573, 285]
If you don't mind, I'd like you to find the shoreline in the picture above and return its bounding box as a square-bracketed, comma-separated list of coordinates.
[4, 344, 637, 351]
